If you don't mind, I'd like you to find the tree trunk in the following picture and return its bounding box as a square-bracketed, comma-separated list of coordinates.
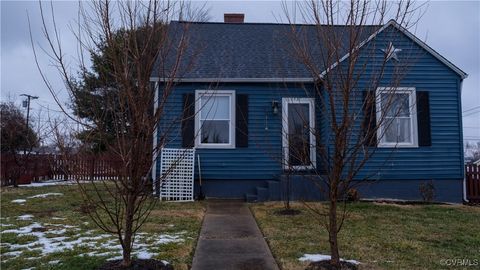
[329, 186, 341, 268]
[121, 195, 136, 267]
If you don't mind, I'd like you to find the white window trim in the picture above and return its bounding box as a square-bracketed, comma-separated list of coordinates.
[282, 97, 316, 170]
[195, 90, 236, 149]
[376, 87, 418, 148]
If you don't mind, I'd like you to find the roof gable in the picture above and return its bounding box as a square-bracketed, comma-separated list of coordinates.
[321, 20, 467, 79]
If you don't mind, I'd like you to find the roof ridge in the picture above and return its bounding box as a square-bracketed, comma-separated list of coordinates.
[171, 20, 383, 27]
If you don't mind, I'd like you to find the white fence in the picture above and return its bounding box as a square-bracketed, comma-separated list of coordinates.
[157, 148, 195, 201]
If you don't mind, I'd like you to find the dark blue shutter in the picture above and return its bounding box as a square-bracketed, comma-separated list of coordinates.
[236, 94, 248, 148]
[362, 90, 377, 147]
[416, 91, 431, 146]
[181, 93, 195, 148]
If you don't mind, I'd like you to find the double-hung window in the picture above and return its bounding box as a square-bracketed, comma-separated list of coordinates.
[376, 87, 418, 147]
[195, 90, 235, 148]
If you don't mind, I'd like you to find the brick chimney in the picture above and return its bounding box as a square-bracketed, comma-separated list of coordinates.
[224, 13, 244, 23]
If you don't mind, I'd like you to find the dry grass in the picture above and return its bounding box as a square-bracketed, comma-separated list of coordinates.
[1, 183, 205, 270]
[251, 202, 480, 270]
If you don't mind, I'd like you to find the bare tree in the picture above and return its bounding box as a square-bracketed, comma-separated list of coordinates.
[31, 0, 206, 266]
[281, 0, 425, 268]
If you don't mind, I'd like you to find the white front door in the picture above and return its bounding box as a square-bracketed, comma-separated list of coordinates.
[282, 98, 316, 170]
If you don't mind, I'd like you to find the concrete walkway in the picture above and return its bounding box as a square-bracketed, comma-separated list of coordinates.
[191, 200, 279, 270]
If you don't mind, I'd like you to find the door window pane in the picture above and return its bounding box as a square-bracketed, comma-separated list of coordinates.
[288, 104, 310, 166]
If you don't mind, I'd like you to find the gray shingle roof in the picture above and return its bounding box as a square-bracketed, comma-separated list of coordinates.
[152, 21, 379, 81]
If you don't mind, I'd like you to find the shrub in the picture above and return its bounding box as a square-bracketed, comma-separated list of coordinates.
[346, 188, 360, 202]
[419, 180, 435, 202]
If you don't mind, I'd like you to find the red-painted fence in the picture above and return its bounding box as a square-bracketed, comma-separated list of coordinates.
[466, 164, 480, 204]
[1, 154, 127, 186]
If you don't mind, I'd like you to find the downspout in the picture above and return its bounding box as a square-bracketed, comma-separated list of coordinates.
[459, 79, 469, 203]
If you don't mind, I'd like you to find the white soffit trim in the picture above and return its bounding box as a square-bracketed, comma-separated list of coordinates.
[149, 77, 315, 83]
[320, 20, 468, 80]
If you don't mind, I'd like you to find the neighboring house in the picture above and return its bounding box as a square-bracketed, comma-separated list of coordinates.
[151, 14, 467, 202]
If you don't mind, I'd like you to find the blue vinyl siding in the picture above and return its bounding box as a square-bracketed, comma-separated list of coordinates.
[157, 82, 318, 180]
[346, 26, 463, 181]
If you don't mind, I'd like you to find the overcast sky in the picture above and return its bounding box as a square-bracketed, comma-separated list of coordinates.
[1, 0, 479, 143]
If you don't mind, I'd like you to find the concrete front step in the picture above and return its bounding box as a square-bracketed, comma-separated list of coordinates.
[267, 180, 281, 201]
[245, 193, 258, 203]
[245, 180, 281, 202]
[256, 187, 269, 202]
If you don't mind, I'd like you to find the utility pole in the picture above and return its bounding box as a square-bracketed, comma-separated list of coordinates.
[20, 94, 39, 154]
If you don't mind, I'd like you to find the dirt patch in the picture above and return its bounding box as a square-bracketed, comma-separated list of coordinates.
[97, 259, 173, 270]
[274, 209, 302, 216]
[32, 227, 47, 232]
[306, 260, 358, 270]
[31, 209, 57, 217]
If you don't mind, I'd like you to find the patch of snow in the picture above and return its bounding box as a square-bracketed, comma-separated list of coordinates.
[299, 254, 360, 265]
[19, 181, 72, 187]
[1, 219, 183, 262]
[136, 250, 153, 259]
[51, 217, 66, 220]
[2, 250, 23, 257]
[12, 199, 27, 204]
[17, 215, 34, 220]
[3, 222, 43, 234]
[28, 193, 63, 199]
[48, 260, 60, 264]
[161, 260, 169, 265]
[18, 179, 94, 188]
[1, 223, 15, 227]
[107, 255, 123, 261]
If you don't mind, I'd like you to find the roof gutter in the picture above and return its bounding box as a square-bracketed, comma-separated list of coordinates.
[149, 77, 315, 83]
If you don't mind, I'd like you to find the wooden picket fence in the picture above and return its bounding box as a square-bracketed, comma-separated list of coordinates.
[1, 154, 128, 186]
[465, 164, 480, 204]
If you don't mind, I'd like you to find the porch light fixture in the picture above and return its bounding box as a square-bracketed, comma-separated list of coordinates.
[272, 100, 279, 115]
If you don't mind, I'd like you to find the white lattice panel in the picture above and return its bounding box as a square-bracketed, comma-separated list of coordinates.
[159, 148, 195, 201]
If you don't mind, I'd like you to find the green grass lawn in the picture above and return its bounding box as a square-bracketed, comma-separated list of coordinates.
[251, 202, 480, 270]
[1, 183, 205, 270]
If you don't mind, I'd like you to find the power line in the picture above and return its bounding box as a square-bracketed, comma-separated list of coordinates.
[463, 105, 480, 113]
[464, 110, 480, 117]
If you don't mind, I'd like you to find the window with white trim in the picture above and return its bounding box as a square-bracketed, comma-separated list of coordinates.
[195, 90, 235, 148]
[376, 87, 418, 147]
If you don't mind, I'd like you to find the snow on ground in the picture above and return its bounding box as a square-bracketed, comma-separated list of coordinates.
[299, 254, 360, 265]
[18, 179, 95, 188]
[18, 180, 75, 188]
[1, 219, 185, 262]
[17, 215, 34, 220]
[9, 192, 64, 206]
[3, 222, 43, 234]
[11, 199, 27, 204]
[28, 193, 63, 199]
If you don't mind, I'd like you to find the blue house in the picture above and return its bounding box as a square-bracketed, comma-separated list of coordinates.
[151, 15, 467, 203]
